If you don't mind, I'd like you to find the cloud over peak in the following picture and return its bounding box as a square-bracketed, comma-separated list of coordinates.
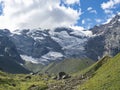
[63, 0, 79, 5]
[0, 0, 81, 31]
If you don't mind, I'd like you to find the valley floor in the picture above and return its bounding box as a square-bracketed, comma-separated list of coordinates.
[1, 53, 120, 90]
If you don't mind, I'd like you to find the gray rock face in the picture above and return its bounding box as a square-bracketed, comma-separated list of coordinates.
[9, 28, 89, 64]
[104, 15, 120, 56]
[0, 29, 23, 63]
[11, 29, 63, 58]
[1, 14, 119, 64]
[86, 14, 120, 60]
[0, 29, 29, 73]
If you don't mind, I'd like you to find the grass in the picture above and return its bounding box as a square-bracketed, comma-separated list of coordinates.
[40, 58, 94, 74]
[24, 61, 44, 73]
[0, 58, 94, 90]
[78, 53, 120, 90]
[0, 71, 48, 90]
[1, 53, 120, 90]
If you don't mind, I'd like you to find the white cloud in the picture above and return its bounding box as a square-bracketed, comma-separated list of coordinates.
[70, 25, 84, 31]
[87, 7, 97, 14]
[87, 7, 92, 11]
[118, 11, 120, 15]
[0, 0, 81, 31]
[82, 20, 85, 24]
[90, 10, 97, 14]
[104, 9, 113, 14]
[101, 0, 120, 14]
[64, 0, 80, 5]
[95, 19, 102, 23]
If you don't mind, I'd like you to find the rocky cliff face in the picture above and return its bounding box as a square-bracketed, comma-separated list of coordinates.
[0, 29, 24, 63]
[85, 14, 120, 60]
[0, 14, 119, 65]
[0, 29, 29, 73]
[10, 27, 90, 64]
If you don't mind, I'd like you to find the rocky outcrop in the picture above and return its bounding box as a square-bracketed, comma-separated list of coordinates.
[1, 14, 120, 64]
[10, 28, 89, 64]
[86, 14, 120, 60]
[0, 29, 29, 73]
[0, 29, 24, 63]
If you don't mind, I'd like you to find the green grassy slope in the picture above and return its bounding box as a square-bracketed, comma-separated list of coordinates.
[0, 71, 49, 90]
[41, 58, 94, 74]
[78, 53, 120, 90]
[1, 53, 120, 90]
[24, 61, 44, 73]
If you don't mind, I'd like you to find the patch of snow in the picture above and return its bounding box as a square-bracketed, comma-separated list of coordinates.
[70, 30, 85, 36]
[103, 18, 112, 24]
[20, 63, 23, 66]
[20, 55, 40, 64]
[42, 33, 48, 37]
[0, 54, 4, 56]
[118, 19, 120, 22]
[92, 31, 105, 37]
[50, 30, 87, 51]
[34, 37, 45, 40]
[41, 51, 64, 61]
[70, 30, 92, 37]
[70, 26, 92, 36]
[80, 30, 93, 37]
[20, 55, 50, 64]
[12, 30, 22, 35]
[118, 12, 120, 15]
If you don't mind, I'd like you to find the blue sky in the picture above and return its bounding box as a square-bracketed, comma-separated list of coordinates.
[60, 0, 120, 29]
[79, 0, 120, 28]
[0, 1, 3, 15]
[0, 0, 120, 31]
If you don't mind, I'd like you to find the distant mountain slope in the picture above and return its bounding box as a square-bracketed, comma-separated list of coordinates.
[10, 14, 120, 64]
[40, 58, 94, 74]
[10, 27, 90, 64]
[0, 14, 120, 65]
[0, 29, 29, 73]
[78, 53, 120, 90]
[24, 58, 94, 74]
[0, 29, 24, 63]
[86, 14, 120, 60]
[0, 57, 29, 74]
[45, 53, 120, 90]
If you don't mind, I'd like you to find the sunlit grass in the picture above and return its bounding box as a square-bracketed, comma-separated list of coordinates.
[78, 53, 120, 90]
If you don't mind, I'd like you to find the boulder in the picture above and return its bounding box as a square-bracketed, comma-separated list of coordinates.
[25, 76, 31, 80]
[57, 72, 71, 80]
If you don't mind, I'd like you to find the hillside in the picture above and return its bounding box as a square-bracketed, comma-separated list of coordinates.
[86, 14, 120, 60]
[0, 30, 29, 74]
[40, 58, 94, 74]
[24, 58, 94, 74]
[78, 53, 120, 90]
[0, 56, 29, 74]
[0, 71, 48, 90]
[46, 53, 120, 90]
[0, 53, 120, 90]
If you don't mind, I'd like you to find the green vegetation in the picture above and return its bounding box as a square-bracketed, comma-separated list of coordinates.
[40, 58, 94, 74]
[0, 58, 94, 90]
[24, 58, 94, 74]
[1, 53, 120, 90]
[78, 53, 120, 90]
[24, 61, 44, 73]
[0, 71, 49, 90]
